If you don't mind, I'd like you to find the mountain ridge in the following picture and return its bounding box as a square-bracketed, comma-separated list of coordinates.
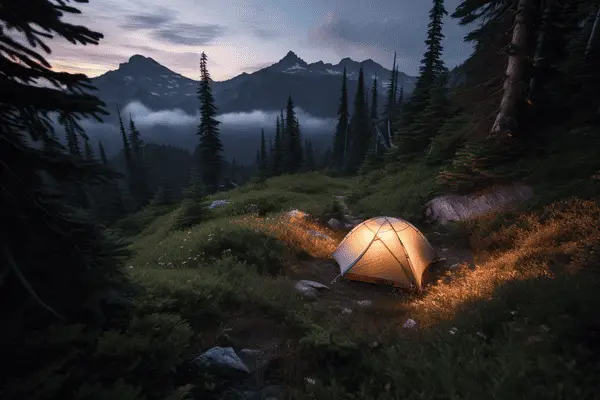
[91, 51, 418, 119]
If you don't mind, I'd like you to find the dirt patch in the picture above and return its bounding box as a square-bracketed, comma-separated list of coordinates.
[282, 194, 477, 336]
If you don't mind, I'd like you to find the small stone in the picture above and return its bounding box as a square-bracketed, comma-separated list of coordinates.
[403, 319, 417, 329]
[356, 300, 372, 307]
[194, 346, 249, 374]
[341, 308, 353, 315]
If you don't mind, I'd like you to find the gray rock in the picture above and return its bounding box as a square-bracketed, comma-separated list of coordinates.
[356, 300, 373, 307]
[209, 199, 231, 209]
[194, 346, 250, 375]
[327, 218, 344, 229]
[307, 230, 331, 240]
[423, 183, 534, 225]
[295, 280, 330, 300]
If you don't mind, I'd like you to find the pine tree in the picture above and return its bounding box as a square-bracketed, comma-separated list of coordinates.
[397, 86, 404, 109]
[370, 76, 379, 122]
[267, 136, 274, 175]
[0, 0, 127, 327]
[402, 0, 448, 127]
[182, 167, 206, 202]
[271, 116, 283, 176]
[410, 71, 451, 153]
[118, 107, 134, 191]
[332, 67, 349, 172]
[84, 139, 94, 161]
[65, 118, 82, 157]
[284, 96, 303, 173]
[43, 128, 61, 154]
[196, 52, 224, 193]
[346, 67, 370, 174]
[382, 53, 398, 128]
[259, 128, 268, 177]
[395, 0, 448, 154]
[98, 141, 108, 166]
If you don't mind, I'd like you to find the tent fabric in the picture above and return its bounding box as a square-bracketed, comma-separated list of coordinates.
[332, 216, 437, 290]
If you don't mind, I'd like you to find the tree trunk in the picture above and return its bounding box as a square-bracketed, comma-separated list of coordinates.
[585, 4, 600, 56]
[491, 0, 532, 134]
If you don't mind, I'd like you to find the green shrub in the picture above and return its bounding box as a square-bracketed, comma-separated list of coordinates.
[175, 200, 208, 230]
[193, 224, 287, 275]
[320, 197, 346, 222]
[116, 205, 176, 236]
[0, 314, 195, 400]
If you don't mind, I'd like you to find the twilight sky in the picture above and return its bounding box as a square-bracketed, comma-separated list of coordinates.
[49, 0, 474, 81]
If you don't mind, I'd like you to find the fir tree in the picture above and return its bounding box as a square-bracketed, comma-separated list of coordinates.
[43, 128, 61, 154]
[370, 76, 379, 122]
[98, 141, 108, 166]
[196, 52, 224, 193]
[284, 96, 303, 173]
[332, 68, 349, 172]
[271, 116, 283, 176]
[346, 67, 370, 173]
[65, 118, 82, 157]
[259, 128, 268, 177]
[118, 107, 134, 190]
[182, 167, 206, 202]
[268, 136, 274, 175]
[84, 139, 94, 161]
[128, 114, 143, 160]
[410, 71, 451, 153]
[0, 0, 127, 328]
[382, 53, 398, 127]
[402, 0, 448, 126]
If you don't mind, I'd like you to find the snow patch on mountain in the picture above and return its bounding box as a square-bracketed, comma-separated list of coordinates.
[283, 63, 307, 73]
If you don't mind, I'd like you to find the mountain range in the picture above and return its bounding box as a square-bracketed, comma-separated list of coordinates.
[90, 51, 417, 120]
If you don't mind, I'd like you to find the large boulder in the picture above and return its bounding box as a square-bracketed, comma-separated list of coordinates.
[423, 183, 534, 225]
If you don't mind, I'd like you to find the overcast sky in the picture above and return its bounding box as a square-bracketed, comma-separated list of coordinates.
[49, 0, 474, 81]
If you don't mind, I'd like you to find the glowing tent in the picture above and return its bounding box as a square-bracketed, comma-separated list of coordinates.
[331, 216, 437, 290]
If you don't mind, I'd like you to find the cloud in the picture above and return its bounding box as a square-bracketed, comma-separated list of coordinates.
[125, 13, 174, 29]
[121, 11, 227, 46]
[120, 101, 335, 131]
[123, 102, 198, 127]
[155, 23, 226, 46]
[250, 27, 279, 40]
[217, 109, 336, 131]
[306, 3, 474, 73]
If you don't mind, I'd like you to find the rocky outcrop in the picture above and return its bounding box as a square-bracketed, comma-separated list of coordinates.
[423, 183, 534, 225]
